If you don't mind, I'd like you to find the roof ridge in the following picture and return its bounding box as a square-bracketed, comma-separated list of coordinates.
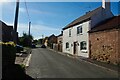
[89, 16, 120, 32]
[63, 7, 102, 30]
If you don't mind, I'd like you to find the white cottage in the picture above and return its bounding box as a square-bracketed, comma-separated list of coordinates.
[62, 0, 114, 58]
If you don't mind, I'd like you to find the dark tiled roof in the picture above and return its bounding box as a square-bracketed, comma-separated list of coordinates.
[0, 20, 7, 26]
[89, 15, 120, 33]
[62, 7, 102, 30]
[57, 33, 63, 37]
[48, 34, 56, 40]
[0, 20, 13, 29]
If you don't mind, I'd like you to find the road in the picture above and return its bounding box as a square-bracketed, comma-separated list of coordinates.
[26, 48, 118, 78]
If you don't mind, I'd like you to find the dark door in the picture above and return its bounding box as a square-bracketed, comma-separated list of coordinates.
[73, 42, 77, 55]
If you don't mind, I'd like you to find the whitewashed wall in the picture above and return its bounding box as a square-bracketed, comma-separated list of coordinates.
[63, 21, 90, 58]
[63, 5, 114, 58]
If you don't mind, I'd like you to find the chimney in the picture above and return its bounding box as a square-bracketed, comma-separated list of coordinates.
[102, 0, 110, 10]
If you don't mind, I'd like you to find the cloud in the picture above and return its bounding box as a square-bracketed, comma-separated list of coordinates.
[1, 0, 119, 2]
[17, 23, 61, 39]
[29, 9, 53, 15]
[19, 7, 26, 13]
[32, 24, 60, 31]
[5, 21, 61, 40]
[19, 7, 53, 16]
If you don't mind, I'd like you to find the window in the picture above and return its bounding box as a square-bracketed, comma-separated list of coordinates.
[80, 41, 87, 50]
[66, 42, 69, 48]
[69, 29, 71, 37]
[77, 26, 82, 34]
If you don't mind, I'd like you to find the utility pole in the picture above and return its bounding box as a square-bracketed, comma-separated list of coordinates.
[28, 21, 31, 36]
[42, 34, 44, 39]
[42, 34, 44, 44]
[28, 21, 31, 46]
[13, 0, 19, 44]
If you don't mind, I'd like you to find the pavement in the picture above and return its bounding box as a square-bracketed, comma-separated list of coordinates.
[26, 47, 119, 78]
[77, 56, 119, 72]
[15, 49, 32, 67]
[3, 49, 34, 80]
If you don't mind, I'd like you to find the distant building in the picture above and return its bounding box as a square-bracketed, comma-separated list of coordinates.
[89, 15, 120, 64]
[48, 34, 57, 49]
[0, 20, 13, 42]
[44, 37, 48, 46]
[57, 32, 63, 52]
[62, 0, 114, 58]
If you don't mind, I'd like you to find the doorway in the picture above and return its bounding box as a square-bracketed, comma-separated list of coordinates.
[73, 42, 77, 55]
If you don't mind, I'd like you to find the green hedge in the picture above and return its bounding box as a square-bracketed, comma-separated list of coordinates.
[0, 42, 16, 67]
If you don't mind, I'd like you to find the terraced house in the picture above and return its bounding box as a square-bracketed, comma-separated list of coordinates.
[62, 0, 114, 58]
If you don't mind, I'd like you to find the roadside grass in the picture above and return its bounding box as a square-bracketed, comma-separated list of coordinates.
[19, 64, 26, 71]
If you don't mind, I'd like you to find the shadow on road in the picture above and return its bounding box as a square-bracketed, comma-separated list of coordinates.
[2, 64, 35, 80]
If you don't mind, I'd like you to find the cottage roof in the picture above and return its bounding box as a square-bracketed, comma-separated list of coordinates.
[48, 34, 56, 40]
[0, 20, 7, 27]
[0, 20, 13, 29]
[89, 15, 120, 33]
[62, 7, 102, 30]
[8, 26, 13, 29]
[57, 33, 63, 37]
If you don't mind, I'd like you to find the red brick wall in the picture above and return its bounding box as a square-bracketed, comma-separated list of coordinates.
[89, 29, 120, 65]
[118, 29, 120, 64]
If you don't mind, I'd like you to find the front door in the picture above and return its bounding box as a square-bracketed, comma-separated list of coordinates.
[73, 42, 77, 55]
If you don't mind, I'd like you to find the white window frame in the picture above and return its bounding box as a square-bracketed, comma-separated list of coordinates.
[77, 26, 82, 34]
[66, 42, 69, 49]
[80, 41, 87, 50]
[69, 29, 71, 37]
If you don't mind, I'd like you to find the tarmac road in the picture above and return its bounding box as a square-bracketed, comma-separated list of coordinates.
[26, 48, 118, 78]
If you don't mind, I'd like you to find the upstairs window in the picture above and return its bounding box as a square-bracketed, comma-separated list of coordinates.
[69, 29, 71, 37]
[77, 26, 82, 34]
[66, 42, 69, 49]
[80, 41, 87, 50]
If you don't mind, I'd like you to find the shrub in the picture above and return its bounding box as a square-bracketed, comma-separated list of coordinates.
[0, 42, 16, 67]
[20, 64, 25, 71]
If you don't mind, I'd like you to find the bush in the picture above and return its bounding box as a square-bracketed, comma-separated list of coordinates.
[0, 42, 16, 67]
[20, 64, 25, 71]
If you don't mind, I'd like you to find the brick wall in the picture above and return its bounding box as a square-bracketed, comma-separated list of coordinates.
[57, 35, 63, 52]
[118, 29, 120, 64]
[89, 29, 120, 65]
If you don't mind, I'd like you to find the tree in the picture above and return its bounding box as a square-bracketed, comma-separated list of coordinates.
[19, 32, 33, 47]
[38, 39, 43, 44]
[32, 39, 38, 44]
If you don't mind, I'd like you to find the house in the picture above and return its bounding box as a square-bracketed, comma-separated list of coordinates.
[48, 34, 57, 49]
[57, 31, 63, 52]
[0, 20, 14, 42]
[62, 0, 114, 58]
[89, 15, 120, 65]
[43, 37, 48, 46]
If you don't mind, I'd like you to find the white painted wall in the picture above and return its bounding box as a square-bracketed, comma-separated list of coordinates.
[62, 1, 114, 58]
[63, 21, 90, 58]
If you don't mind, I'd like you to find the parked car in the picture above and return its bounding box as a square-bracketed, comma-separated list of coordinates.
[16, 45, 23, 53]
[41, 45, 46, 48]
[31, 44, 36, 48]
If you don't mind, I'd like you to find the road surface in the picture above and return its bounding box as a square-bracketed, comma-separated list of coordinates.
[26, 48, 118, 78]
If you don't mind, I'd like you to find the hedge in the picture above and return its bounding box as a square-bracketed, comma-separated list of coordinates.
[0, 42, 16, 67]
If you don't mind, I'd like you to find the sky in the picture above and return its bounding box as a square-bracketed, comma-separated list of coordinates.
[0, 1, 119, 39]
